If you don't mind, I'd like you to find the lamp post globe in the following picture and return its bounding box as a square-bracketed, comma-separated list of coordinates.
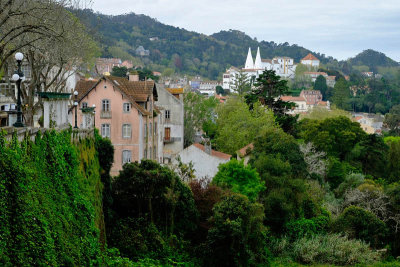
[92, 104, 96, 128]
[12, 73, 20, 81]
[15, 52, 24, 61]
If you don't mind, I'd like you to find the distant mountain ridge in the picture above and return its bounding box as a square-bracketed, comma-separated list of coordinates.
[72, 9, 399, 79]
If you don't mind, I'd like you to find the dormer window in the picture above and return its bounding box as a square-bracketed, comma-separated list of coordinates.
[82, 102, 88, 108]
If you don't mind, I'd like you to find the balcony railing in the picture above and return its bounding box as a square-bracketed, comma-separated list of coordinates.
[100, 110, 112, 119]
[164, 137, 181, 143]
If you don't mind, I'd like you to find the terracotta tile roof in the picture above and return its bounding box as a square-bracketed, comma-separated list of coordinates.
[301, 53, 319, 61]
[354, 116, 363, 121]
[106, 76, 154, 115]
[75, 79, 99, 100]
[237, 143, 254, 157]
[262, 59, 272, 63]
[326, 76, 336, 80]
[107, 76, 156, 102]
[167, 88, 184, 94]
[280, 96, 306, 102]
[193, 143, 231, 160]
[317, 101, 328, 106]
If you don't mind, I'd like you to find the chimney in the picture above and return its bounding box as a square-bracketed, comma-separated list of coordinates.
[128, 71, 139, 81]
[204, 140, 212, 155]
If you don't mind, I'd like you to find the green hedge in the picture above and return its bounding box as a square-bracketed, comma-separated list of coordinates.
[0, 130, 104, 266]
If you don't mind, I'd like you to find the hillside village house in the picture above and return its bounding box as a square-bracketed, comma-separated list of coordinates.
[72, 74, 162, 175]
[281, 90, 329, 114]
[156, 86, 184, 163]
[300, 53, 320, 67]
[95, 58, 122, 75]
[304, 72, 336, 87]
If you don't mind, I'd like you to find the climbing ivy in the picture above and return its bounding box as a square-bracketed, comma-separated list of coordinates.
[0, 129, 104, 266]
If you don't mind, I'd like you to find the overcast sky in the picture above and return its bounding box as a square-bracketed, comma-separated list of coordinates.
[91, 0, 400, 61]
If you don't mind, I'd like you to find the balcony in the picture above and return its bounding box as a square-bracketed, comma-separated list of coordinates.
[100, 110, 112, 119]
[164, 137, 181, 143]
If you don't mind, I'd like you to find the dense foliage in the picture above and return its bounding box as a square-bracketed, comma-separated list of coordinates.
[213, 159, 265, 201]
[0, 130, 104, 266]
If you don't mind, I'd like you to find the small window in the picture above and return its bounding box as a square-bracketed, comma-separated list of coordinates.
[82, 102, 88, 108]
[153, 146, 157, 160]
[122, 150, 132, 164]
[149, 147, 152, 159]
[101, 124, 110, 138]
[123, 103, 130, 113]
[165, 110, 170, 120]
[122, 124, 131, 138]
[144, 124, 147, 138]
[102, 99, 110, 111]
[154, 122, 157, 135]
[144, 148, 147, 159]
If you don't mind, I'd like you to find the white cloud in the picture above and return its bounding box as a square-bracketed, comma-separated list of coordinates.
[91, 0, 400, 61]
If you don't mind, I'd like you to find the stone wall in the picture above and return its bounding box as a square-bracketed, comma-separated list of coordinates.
[0, 125, 94, 143]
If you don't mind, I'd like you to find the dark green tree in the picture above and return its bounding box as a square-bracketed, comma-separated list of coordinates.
[384, 104, 400, 135]
[245, 70, 297, 134]
[205, 194, 268, 266]
[110, 160, 198, 240]
[332, 78, 351, 110]
[111, 66, 128, 77]
[314, 75, 328, 99]
[216, 85, 226, 96]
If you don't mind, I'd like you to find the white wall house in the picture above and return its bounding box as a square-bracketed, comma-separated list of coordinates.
[300, 53, 320, 67]
[199, 81, 222, 96]
[174, 143, 231, 180]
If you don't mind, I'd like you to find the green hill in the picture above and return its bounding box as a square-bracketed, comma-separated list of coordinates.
[72, 9, 331, 79]
[349, 49, 399, 69]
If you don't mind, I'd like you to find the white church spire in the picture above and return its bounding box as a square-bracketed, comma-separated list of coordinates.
[254, 47, 262, 69]
[244, 47, 254, 69]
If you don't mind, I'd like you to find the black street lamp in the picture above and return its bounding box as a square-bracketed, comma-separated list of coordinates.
[73, 91, 78, 129]
[92, 104, 96, 128]
[11, 52, 25, 127]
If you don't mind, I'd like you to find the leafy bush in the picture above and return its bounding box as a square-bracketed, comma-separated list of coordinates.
[213, 159, 265, 201]
[285, 214, 330, 240]
[334, 206, 388, 248]
[271, 234, 380, 265]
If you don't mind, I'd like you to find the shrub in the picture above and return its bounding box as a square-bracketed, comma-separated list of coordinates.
[334, 206, 388, 248]
[271, 234, 380, 265]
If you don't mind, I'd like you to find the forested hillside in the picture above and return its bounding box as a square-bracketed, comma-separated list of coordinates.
[71, 9, 330, 79]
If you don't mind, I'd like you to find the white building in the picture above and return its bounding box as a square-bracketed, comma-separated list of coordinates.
[222, 47, 297, 92]
[199, 81, 222, 96]
[174, 143, 231, 180]
[300, 53, 320, 67]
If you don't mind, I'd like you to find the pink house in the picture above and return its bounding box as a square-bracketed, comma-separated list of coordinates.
[72, 74, 161, 176]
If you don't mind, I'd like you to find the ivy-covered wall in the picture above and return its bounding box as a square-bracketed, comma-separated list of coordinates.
[0, 129, 104, 266]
